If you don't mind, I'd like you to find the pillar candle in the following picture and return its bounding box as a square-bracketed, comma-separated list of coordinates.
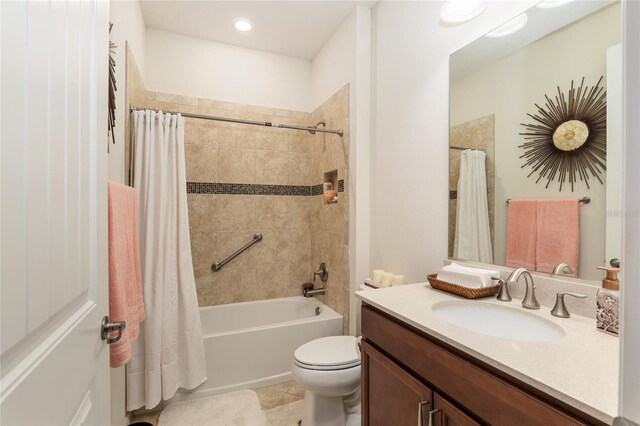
[391, 275, 405, 286]
[382, 272, 394, 285]
[372, 269, 385, 282]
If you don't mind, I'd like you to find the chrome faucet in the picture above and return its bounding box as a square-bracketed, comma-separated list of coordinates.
[552, 263, 574, 276]
[506, 268, 540, 309]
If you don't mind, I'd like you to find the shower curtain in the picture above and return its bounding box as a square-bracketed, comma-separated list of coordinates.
[453, 149, 493, 264]
[126, 110, 207, 410]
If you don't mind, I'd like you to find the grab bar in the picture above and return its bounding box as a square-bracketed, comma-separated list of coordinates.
[211, 233, 263, 272]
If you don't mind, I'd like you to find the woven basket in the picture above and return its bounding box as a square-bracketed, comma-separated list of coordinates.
[427, 274, 500, 299]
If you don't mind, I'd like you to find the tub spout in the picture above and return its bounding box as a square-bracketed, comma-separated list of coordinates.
[302, 282, 325, 298]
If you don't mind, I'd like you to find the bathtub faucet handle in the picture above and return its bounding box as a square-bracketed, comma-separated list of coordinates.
[314, 263, 329, 282]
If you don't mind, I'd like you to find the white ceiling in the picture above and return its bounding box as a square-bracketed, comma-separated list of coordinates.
[450, 0, 616, 82]
[139, 1, 375, 60]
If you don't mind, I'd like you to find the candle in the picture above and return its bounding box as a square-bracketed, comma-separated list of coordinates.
[372, 269, 385, 282]
[382, 272, 394, 286]
[391, 274, 405, 286]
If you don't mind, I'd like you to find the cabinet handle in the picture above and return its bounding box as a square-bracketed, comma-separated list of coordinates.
[428, 408, 440, 426]
[417, 401, 430, 426]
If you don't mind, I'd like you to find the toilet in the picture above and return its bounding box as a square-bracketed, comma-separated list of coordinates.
[291, 335, 362, 426]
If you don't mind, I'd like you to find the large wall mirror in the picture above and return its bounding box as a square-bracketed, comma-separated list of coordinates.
[449, 0, 621, 282]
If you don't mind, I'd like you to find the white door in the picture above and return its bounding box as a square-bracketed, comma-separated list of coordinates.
[605, 44, 622, 268]
[1, 1, 111, 425]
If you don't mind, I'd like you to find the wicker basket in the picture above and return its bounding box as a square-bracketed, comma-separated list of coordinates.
[427, 274, 500, 299]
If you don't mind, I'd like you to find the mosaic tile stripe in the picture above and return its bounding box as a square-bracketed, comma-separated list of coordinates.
[450, 190, 457, 200]
[187, 180, 346, 196]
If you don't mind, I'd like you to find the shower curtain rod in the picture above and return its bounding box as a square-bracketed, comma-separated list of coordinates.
[129, 105, 344, 137]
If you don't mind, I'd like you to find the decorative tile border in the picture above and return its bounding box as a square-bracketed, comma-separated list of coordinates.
[450, 190, 457, 200]
[187, 180, 345, 196]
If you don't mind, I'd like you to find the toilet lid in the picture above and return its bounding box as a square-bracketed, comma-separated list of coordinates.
[294, 336, 361, 370]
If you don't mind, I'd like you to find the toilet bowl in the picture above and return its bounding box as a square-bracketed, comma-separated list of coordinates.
[291, 336, 361, 426]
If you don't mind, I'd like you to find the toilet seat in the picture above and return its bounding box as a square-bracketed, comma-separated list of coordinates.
[294, 336, 361, 371]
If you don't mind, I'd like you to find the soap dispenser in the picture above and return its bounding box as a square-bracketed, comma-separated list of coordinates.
[596, 266, 620, 336]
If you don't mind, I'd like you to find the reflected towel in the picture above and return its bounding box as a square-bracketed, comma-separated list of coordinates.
[108, 181, 145, 368]
[536, 199, 579, 276]
[505, 200, 537, 270]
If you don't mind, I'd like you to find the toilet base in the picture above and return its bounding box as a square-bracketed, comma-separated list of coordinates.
[301, 390, 360, 426]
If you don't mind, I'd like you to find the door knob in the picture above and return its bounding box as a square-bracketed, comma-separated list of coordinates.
[101, 316, 126, 344]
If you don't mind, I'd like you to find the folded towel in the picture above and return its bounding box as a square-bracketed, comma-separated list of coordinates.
[506, 200, 537, 270]
[108, 181, 145, 368]
[442, 262, 500, 286]
[536, 199, 579, 276]
[436, 269, 484, 289]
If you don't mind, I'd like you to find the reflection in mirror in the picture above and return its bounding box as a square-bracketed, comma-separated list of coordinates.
[449, 0, 621, 281]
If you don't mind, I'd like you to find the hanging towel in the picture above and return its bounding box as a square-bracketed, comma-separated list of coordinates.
[505, 200, 537, 270]
[536, 199, 579, 275]
[108, 181, 145, 368]
[453, 150, 494, 263]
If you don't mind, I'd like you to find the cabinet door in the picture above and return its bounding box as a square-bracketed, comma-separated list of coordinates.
[433, 392, 480, 426]
[362, 340, 433, 426]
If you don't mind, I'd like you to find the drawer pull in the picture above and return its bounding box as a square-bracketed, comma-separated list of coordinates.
[418, 401, 430, 426]
[428, 408, 440, 426]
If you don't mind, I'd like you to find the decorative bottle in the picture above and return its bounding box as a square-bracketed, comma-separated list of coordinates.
[596, 266, 620, 336]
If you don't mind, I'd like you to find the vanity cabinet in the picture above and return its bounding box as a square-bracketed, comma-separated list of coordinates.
[362, 339, 478, 426]
[361, 304, 605, 426]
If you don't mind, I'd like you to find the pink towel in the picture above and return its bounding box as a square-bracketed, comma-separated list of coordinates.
[536, 199, 579, 275]
[505, 200, 537, 270]
[108, 181, 145, 368]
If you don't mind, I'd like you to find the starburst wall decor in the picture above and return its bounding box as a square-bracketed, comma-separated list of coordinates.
[519, 77, 607, 191]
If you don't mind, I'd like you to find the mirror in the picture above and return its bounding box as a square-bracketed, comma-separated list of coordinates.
[449, 0, 621, 282]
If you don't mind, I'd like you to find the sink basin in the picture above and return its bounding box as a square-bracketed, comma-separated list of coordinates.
[431, 300, 565, 342]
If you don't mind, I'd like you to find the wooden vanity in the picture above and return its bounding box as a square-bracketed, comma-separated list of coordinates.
[361, 304, 608, 426]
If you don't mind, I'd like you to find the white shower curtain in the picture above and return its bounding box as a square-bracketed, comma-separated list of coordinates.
[126, 110, 207, 410]
[453, 150, 493, 264]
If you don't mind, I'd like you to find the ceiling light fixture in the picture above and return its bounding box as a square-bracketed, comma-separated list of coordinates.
[233, 18, 253, 32]
[485, 13, 528, 38]
[536, 0, 574, 9]
[440, 0, 487, 25]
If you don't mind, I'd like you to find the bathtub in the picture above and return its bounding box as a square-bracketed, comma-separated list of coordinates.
[178, 296, 342, 401]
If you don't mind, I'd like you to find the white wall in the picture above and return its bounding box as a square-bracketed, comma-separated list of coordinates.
[620, 0, 640, 421]
[311, 6, 372, 336]
[450, 4, 620, 280]
[145, 29, 312, 112]
[371, 1, 539, 284]
[109, 0, 146, 184]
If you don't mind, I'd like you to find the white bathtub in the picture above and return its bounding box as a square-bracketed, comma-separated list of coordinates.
[179, 296, 342, 401]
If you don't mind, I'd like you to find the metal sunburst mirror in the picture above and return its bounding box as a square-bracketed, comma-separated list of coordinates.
[519, 77, 607, 191]
[108, 23, 117, 152]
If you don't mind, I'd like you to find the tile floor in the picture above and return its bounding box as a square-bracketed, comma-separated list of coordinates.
[129, 381, 304, 425]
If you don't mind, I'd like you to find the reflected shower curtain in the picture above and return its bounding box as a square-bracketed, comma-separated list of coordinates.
[126, 110, 207, 410]
[453, 150, 493, 264]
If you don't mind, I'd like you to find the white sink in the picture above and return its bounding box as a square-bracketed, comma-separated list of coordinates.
[431, 300, 565, 342]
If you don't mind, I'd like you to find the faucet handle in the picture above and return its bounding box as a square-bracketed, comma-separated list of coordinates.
[495, 278, 512, 302]
[551, 292, 587, 318]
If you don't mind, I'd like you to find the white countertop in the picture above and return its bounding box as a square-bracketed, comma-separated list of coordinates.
[356, 283, 619, 424]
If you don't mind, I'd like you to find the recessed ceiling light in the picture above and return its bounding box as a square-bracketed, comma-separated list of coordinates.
[536, 0, 574, 9]
[440, 0, 487, 25]
[233, 18, 253, 32]
[485, 13, 528, 38]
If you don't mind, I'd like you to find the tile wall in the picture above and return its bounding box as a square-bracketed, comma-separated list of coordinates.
[125, 51, 350, 331]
